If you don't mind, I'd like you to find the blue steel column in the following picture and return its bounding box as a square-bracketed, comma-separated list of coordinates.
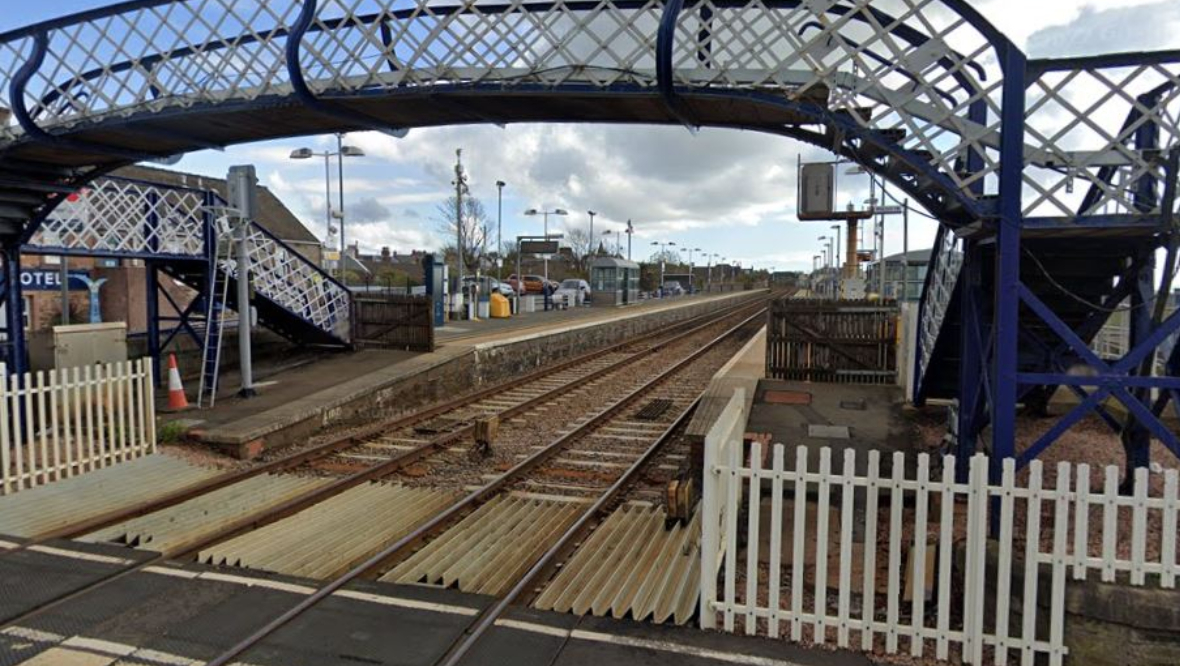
[991, 45, 1028, 479]
[1, 244, 27, 374]
[1123, 107, 1162, 474]
[956, 240, 985, 481]
[1124, 257, 1156, 472]
[145, 190, 163, 385]
[146, 262, 162, 386]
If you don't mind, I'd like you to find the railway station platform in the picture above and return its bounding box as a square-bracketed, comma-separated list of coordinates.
[184, 291, 766, 458]
[0, 538, 868, 666]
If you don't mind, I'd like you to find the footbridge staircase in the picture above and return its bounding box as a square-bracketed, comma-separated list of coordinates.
[0, 0, 1175, 474]
[20, 175, 351, 382]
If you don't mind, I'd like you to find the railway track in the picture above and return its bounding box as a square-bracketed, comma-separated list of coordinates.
[0, 295, 768, 636]
[204, 304, 768, 666]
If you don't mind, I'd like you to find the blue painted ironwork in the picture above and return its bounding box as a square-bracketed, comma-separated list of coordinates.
[0, 0, 1175, 478]
[13, 175, 352, 381]
[0, 244, 26, 374]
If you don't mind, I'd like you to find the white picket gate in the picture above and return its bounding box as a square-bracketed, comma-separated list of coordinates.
[700, 392, 1180, 665]
[1, 358, 157, 495]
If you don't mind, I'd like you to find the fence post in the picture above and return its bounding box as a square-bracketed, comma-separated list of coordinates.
[700, 404, 722, 629]
[0, 362, 9, 494]
[145, 357, 158, 453]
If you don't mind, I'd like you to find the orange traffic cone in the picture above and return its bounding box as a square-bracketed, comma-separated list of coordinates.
[166, 354, 190, 411]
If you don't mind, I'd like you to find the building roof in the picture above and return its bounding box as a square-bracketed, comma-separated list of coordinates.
[874, 248, 933, 265]
[113, 164, 320, 245]
[591, 256, 640, 269]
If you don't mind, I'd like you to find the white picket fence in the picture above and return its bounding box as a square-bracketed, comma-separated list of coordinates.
[1, 359, 157, 495]
[700, 390, 1180, 665]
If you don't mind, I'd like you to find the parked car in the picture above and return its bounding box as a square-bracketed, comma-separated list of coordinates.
[662, 282, 685, 297]
[462, 276, 515, 297]
[505, 274, 547, 294]
[555, 279, 591, 305]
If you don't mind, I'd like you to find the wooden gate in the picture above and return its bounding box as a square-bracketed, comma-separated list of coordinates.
[350, 295, 435, 352]
[766, 299, 898, 384]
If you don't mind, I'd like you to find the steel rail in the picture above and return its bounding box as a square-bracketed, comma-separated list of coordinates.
[0, 296, 767, 633]
[5, 294, 761, 551]
[204, 305, 767, 666]
[437, 399, 700, 666]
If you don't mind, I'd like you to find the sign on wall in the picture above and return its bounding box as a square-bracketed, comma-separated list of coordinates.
[0, 269, 90, 291]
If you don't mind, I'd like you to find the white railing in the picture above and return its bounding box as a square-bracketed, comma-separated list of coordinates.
[1, 359, 157, 495]
[701, 393, 1180, 665]
[916, 228, 963, 391]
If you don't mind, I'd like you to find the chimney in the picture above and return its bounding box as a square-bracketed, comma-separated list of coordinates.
[381, 246, 391, 262]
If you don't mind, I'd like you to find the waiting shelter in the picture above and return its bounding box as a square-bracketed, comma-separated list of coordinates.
[590, 257, 639, 306]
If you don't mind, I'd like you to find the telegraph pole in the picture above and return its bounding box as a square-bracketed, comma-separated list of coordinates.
[454, 150, 466, 316]
[228, 165, 258, 398]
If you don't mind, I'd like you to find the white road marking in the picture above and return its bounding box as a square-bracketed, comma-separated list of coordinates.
[569, 629, 808, 666]
[27, 546, 135, 566]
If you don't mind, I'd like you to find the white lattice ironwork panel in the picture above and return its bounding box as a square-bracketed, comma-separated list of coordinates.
[3, 0, 1179, 229]
[1023, 58, 1180, 218]
[672, 0, 1006, 201]
[31, 178, 208, 257]
[302, 0, 664, 92]
[0, 1, 301, 130]
[917, 227, 962, 386]
[219, 221, 351, 341]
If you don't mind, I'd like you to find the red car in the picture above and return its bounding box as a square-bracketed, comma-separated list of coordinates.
[505, 274, 547, 294]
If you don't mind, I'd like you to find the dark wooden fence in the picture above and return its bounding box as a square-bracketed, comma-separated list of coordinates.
[350, 295, 435, 352]
[766, 299, 899, 384]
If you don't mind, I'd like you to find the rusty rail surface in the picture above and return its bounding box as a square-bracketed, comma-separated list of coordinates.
[204, 304, 767, 666]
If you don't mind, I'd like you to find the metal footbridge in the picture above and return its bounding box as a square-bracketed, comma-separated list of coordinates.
[0, 0, 1176, 474]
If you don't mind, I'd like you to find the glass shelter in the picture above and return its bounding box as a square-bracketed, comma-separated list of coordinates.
[590, 257, 639, 306]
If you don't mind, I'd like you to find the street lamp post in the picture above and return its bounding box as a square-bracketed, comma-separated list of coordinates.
[625, 219, 634, 260]
[524, 207, 568, 306]
[587, 210, 596, 259]
[651, 241, 676, 295]
[290, 136, 366, 280]
[687, 247, 702, 293]
[831, 223, 842, 290]
[496, 181, 506, 281]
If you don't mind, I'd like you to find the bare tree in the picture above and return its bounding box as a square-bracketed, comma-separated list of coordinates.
[564, 224, 594, 276]
[649, 248, 683, 266]
[434, 195, 491, 273]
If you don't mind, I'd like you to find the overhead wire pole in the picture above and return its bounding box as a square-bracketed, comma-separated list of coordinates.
[454, 149, 467, 317]
[496, 181, 505, 282]
[337, 133, 346, 268]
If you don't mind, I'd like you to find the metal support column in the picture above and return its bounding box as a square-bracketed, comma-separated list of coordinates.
[1123, 255, 1157, 473]
[956, 240, 986, 481]
[1, 243, 27, 375]
[146, 262, 162, 386]
[990, 45, 1029, 480]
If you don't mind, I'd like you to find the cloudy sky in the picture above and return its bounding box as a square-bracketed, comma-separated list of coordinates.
[5, 1, 1180, 270]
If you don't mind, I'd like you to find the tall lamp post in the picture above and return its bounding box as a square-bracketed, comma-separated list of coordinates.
[524, 207, 568, 291]
[818, 235, 833, 298]
[625, 219, 634, 260]
[290, 135, 366, 280]
[686, 247, 702, 293]
[587, 210, 597, 259]
[496, 180, 506, 281]
[651, 241, 676, 294]
[831, 223, 842, 279]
